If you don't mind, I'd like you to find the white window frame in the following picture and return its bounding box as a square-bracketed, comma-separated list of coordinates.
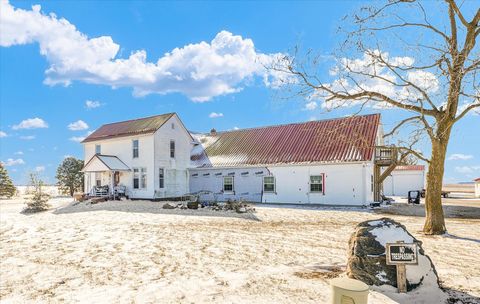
[263, 176, 276, 193]
[159, 168, 165, 189]
[223, 176, 234, 193]
[310, 174, 325, 194]
[132, 139, 139, 158]
[133, 168, 140, 189]
[140, 168, 147, 189]
[95, 172, 102, 187]
[95, 144, 101, 155]
[170, 140, 175, 158]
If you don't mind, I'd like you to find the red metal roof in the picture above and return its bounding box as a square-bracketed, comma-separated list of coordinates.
[82, 113, 175, 143]
[192, 114, 380, 167]
[394, 165, 425, 171]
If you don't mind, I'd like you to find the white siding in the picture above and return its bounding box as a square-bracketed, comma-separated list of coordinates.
[383, 169, 425, 197]
[153, 115, 192, 198]
[475, 181, 480, 198]
[190, 163, 373, 206]
[83, 134, 155, 198]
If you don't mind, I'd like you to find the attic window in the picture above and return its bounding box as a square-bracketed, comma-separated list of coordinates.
[215, 172, 222, 176]
[203, 173, 210, 177]
[255, 171, 264, 175]
[192, 173, 198, 177]
[228, 172, 235, 176]
[241, 172, 249, 176]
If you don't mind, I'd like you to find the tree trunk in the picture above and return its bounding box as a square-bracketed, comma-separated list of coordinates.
[70, 186, 74, 197]
[423, 139, 448, 235]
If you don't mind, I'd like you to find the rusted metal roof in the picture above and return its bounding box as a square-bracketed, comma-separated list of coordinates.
[394, 165, 425, 171]
[82, 113, 175, 143]
[191, 114, 381, 167]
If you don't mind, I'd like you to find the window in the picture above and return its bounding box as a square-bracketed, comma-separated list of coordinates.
[170, 140, 175, 158]
[310, 175, 324, 193]
[133, 168, 139, 189]
[141, 168, 147, 188]
[95, 144, 101, 154]
[133, 140, 139, 158]
[95, 172, 102, 187]
[263, 176, 275, 193]
[223, 176, 234, 192]
[171, 123, 175, 129]
[133, 168, 147, 189]
[159, 168, 165, 189]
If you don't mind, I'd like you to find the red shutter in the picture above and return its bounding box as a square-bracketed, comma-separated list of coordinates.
[322, 173, 326, 195]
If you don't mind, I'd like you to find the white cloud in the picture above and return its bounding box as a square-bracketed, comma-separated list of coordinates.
[85, 100, 102, 109]
[209, 112, 224, 118]
[69, 136, 85, 142]
[317, 50, 441, 111]
[0, 131, 7, 137]
[12, 117, 48, 130]
[455, 166, 480, 174]
[0, 2, 288, 101]
[14, 151, 23, 155]
[1, 158, 25, 166]
[68, 120, 89, 131]
[448, 154, 474, 161]
[20, 135, 35, 140]
[304, 101, 318, 111]
[233, 126, 239, 130]
[35, 165, 45, 172]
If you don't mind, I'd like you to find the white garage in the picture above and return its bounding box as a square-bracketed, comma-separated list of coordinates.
[382, 165, 425, 197]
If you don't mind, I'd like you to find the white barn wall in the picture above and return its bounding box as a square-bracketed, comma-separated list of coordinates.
[190, 162, 374, 206]
[189, 167, 266, 202]
[264, 163, 373, 205]
[383, 169, 425, 197]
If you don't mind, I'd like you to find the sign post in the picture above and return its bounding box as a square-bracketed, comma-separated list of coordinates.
[386, 241, 418, 293]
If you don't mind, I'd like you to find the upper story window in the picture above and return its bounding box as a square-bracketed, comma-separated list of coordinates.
[223, 176, 234, 192]
[133, 139, 139, 158]
[310, 175, 324, 193]
[171, 123, 175, 129]
[263, 176, 275, 193]
[170, 140, 175, 158]
[95, 144, 101, 154]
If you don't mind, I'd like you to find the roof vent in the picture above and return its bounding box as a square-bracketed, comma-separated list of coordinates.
[210, 128, 217, 136]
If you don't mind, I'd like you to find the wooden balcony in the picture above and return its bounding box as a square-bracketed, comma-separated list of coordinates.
[374, 146, 398, 166]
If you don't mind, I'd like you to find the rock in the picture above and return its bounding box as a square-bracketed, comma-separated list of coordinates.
[346, 217, 439, 291]
[187, 201, 199, 209]
[237, 207, 247, 213]
[162, 202, 177, 209]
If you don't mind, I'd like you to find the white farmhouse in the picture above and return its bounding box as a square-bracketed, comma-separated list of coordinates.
[475, 178, 480, 198]
[82, 112, 409, 205]
[82, 113, 193, 199]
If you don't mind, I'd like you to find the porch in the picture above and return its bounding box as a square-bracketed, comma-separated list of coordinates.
[82, 154, 131, 199]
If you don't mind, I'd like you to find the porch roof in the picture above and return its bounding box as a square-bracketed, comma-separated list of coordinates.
[82, 154, 131, 172]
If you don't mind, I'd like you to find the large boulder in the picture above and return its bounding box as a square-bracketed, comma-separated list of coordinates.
[347, 218, 439, 292]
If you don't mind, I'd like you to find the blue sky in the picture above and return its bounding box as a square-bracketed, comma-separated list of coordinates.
[0, 0, 478, 185]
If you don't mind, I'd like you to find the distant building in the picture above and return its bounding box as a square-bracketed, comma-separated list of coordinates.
[475, 178, 480, 198]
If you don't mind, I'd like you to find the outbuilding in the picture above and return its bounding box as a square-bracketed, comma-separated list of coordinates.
[474, 178, 480, 198]
[382, 165, 425, 197]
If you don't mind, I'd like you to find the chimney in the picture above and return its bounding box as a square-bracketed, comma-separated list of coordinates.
[210, 128, 217, 136]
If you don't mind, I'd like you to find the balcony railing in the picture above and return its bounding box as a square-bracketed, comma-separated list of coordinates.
[374, 146, 397, 165]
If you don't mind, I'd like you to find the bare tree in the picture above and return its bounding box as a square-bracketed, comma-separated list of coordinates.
[271, 0, 479, 234]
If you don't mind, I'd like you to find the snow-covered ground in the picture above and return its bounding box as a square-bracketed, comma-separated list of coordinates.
[1, 198, 479, 303]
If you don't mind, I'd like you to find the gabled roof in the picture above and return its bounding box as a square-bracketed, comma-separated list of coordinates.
[191, 114, 380, 167]
[82, 113, 175, 143]
[82, 154, 130, 172]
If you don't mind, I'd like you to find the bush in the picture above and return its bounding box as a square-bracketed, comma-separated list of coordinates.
[23, 173, 50, 213]
[0, 163, 16, 198]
